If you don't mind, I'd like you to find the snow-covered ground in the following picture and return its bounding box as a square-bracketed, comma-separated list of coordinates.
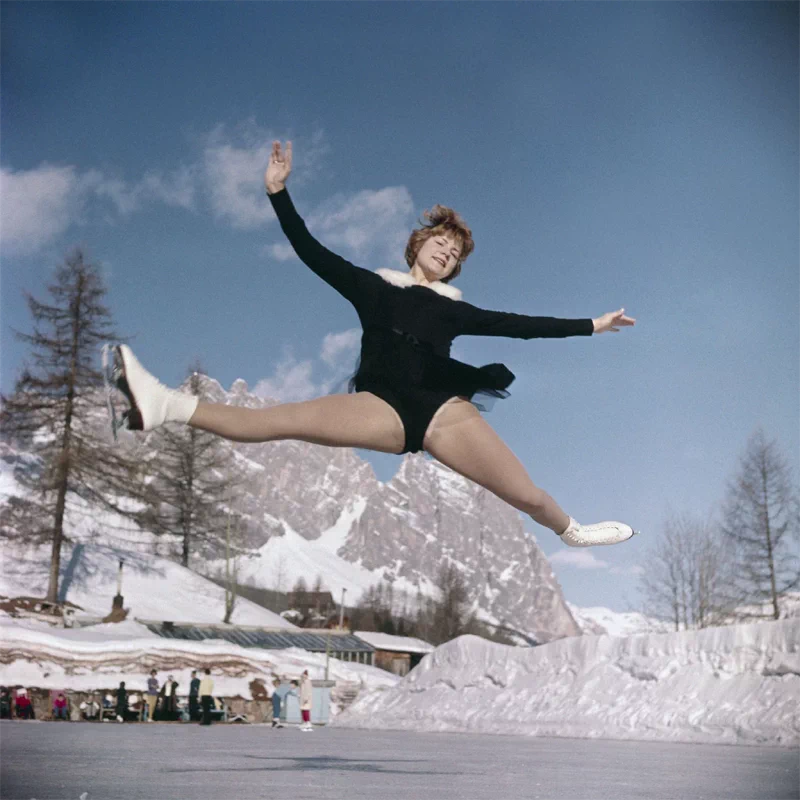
[334, 620, 799, 747]
[0, 540, 295, 627]
[0, 615, 400, 709]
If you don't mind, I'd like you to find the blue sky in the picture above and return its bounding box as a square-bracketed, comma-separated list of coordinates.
[2, 2, 797, 613]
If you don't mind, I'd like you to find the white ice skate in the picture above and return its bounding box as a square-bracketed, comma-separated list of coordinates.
[558, 517, 637, 547]
[101, 344, 197, 439]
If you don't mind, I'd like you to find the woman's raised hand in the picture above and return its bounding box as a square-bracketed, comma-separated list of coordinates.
[592, 308, 636, 334]
[265, 140, 292, 194]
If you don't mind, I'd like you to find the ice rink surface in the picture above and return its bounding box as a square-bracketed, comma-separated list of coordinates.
[1, 721, 796, 800]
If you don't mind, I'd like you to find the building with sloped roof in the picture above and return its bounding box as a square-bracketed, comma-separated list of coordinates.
[140, 621, 375, 665]
[353, 631, 434, 675]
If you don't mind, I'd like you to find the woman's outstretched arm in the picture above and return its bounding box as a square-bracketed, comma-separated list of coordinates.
[264, 140, 376, 305]
[454, 301, 635, 339]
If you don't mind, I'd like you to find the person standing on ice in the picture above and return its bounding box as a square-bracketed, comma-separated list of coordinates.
[299, 670, 313, 731]
[189, 670, 200, 722]
[145, 670, 159, 722]
[270, 677, 285, 728]
[105, 140, 638, 549]
[159, 674, 179, 721]
[115, 681, 128, 723]
[198, 668, 215, 726]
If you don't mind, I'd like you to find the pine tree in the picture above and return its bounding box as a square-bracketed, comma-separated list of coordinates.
[137, 369, 242, 567]
[0, 248, 138, 603]
[430, 561, 475, 644]
[721, 429, 800, 620]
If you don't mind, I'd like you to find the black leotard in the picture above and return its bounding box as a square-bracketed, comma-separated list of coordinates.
[268, 188, 594, 453]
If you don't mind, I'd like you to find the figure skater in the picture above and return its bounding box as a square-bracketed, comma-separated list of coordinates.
[104, 140, 637, 548]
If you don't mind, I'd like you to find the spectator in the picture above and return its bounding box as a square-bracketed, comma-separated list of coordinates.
[270, 677, 285, 728]
[0, 687, 12, 719]
[15, 690, 34, 720]
[145, 670, 159, 722]
[80, 695, 100, 721]
[188, 671, 200, 722]
[299, 670, 313, 732]
[198, 668, 214, 726]
[116, 682, 129, 723]
[159, 674, 180, 721]
[53, 692, 69, 720]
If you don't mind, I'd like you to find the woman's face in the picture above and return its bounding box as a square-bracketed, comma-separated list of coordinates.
[414, 233, 462, 282]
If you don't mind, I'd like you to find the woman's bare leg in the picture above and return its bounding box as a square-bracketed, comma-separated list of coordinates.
[188, 392, 406, 454]
[422, 398, 570, 533]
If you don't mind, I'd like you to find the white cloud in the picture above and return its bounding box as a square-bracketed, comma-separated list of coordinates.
[307, 187, 414, 267]
[1, 163, 197, 256]
[265, 242, 298, 262]
[203, 122, 328, 230]
[83, 166, 197, 216]
[320, 329, 361, 369]
[4, 123, 418, 261]
[262, 186, 414, 270]
[1, 164, 87, 256]
[253, 328, 360, 403]
[549, 550, 610, 570]
[140, 167, 197, 210]
[203, 141, 274, 229]
[253, 351, 317, 403]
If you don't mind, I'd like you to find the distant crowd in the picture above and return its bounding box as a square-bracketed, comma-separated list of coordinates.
[0, 668, 315, 729]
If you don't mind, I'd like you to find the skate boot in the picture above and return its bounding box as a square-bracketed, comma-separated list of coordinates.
[102, 344, 198, 437]
[558, 517, 637, 547]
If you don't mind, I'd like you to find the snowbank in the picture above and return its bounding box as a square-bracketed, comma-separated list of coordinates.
[334, 620, 799, 747]
[0, 617, 400, 702]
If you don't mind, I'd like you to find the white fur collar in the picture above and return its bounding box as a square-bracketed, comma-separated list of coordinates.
[375, 268, 463, 301]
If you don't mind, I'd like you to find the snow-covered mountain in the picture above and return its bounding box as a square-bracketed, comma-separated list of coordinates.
[195, 376, 579, 642]
[1, 375, 579, 642]
[566, 603, 672, 636]
[567, 596, 800, 637]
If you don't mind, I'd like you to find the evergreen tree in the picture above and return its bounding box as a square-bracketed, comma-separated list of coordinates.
[0, 248, 138, 602]
[137, 368, 242, 567]
[430, 562, 476, 644]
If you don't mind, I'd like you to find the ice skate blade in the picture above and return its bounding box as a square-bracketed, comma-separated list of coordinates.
[101, 343, 144, 435]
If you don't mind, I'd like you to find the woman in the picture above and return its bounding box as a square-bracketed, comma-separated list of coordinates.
[106, 140, 636, 547]
[299, 670, 313, 732]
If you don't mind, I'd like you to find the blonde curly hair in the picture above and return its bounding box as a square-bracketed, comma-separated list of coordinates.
[404, 204, 474, 284]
